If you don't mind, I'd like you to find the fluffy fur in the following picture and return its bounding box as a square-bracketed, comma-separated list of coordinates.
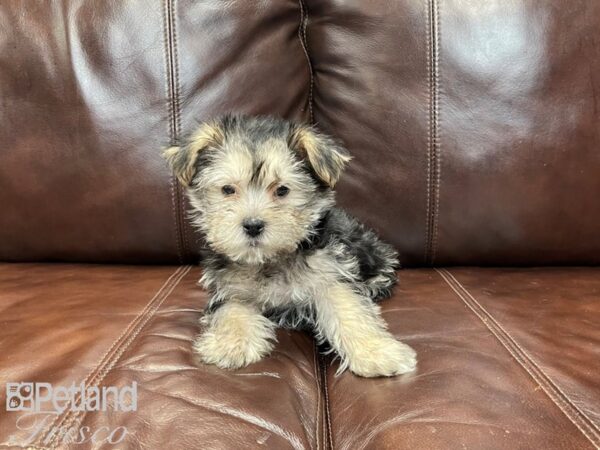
[164, 115, 416, 377]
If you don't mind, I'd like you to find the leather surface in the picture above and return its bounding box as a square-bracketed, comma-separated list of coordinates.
[304, 0, 431, 266]
[0, 0, 309, 264]
[1, 2, 599, 449]
[1, 1, 599, 265]
[0, 1, 180, 264]
[0, 265, 597, 449]
[305, 0, 600, 265]
[443, 267, 600, 442]
[432, 0, 600, 265]
[326, 269, 599, 449]
[0, 264, 321, 449]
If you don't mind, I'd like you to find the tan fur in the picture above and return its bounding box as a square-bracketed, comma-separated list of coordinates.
[163, 121, 224, 186]
[198, 245, 416, 377]
[313, 283, 416, 377]
[290, 126, 352, 187]
[193, 301, 277, 369]
[165, 115, 411, 377]
[187, 134, 328, 264]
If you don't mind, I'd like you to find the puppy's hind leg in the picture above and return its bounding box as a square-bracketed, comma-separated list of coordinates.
[194, 301, 277, 369]
[313, 283, 416, 377]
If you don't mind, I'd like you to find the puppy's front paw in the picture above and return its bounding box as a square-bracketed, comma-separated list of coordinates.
[348, 339, 417, 378]
[193, 313, 276, 370]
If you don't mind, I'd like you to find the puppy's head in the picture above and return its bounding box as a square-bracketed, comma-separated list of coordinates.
[164, 115, 351, 264]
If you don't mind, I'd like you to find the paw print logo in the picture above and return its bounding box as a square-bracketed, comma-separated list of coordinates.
[6, 383, 34, 411]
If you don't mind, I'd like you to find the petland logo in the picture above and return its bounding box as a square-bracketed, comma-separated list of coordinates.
[6, 381, 137, 413]
[5, 381, 137, 446]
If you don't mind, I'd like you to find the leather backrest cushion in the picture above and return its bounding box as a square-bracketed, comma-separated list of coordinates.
[306, 0, 600, 266]
[0, 0, 309, 263]
[1, 0, 599, 265]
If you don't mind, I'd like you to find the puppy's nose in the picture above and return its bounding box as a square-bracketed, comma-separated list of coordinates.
[242, 219, 265, 238]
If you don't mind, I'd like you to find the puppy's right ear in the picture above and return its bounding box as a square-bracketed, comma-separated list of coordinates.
[163, 120, 224, 186]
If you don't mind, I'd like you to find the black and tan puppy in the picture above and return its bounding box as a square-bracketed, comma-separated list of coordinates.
[164, 115, 416, 377]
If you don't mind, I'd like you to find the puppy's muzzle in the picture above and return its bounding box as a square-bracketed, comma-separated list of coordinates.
[242, 218, 265, 238]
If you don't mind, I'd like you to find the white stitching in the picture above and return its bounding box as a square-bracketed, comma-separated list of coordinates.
[0, 446, 48, 450]
[313, 342, 321, 450]
[430, 0, 441, 264]
[49, 266, 191, 449]
[163, 0, 184, 263]
[320, 357, 333, 450]
[425, 0, 441, 265]
[424, 0, 432, 265]
[35, 266, 186, 445]
[437, 268, 600, 448]
[170, 0, 190, 260]
[298, 0, 314, 123]
[42, 266, 191, 448]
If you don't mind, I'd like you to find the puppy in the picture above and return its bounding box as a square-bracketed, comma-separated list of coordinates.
[164, 115, 416, 377]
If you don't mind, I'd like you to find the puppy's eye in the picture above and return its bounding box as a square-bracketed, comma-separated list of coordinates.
[221, 185, 236, 196]
[275, 185, 290, 198]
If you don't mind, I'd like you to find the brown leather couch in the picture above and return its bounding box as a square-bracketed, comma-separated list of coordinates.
[1, 1, 599, 449]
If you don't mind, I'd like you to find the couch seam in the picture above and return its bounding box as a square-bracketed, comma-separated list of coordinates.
[0, 446, 48, 450]
[163, 0, 187, 264]
[38, 266, 191, 449]
[146, 388, 306, 449]
[318, 355, 333, 450]
[170, 0, 193, 262]
[46, 266, 191, 449]
[425, 0, 441, 265]
[298, 0, 314, 123]
[33, 265, 187, 445]
[424, 0, 432, 265]
[164, 0, 182, 264]
[300, 8, 321, 446]
[431, 0, 442, 264]
[313, 342, 322, 450]
[436, 268, 600, 448]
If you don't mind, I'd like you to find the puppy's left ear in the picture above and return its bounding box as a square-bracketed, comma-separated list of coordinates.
[289, 124, 352, 188]
[163, 120, 224, 186]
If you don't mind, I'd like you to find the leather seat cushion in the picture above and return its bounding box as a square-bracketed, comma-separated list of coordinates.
[0, 264, 597, 449]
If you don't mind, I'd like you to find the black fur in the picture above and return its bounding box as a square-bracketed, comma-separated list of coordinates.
[300, 208, 399, 301]
[177, 115, 400, 329]
[202, 206, 399, 324]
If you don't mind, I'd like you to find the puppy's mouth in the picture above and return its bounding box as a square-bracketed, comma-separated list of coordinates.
[247, 237, 262, 248]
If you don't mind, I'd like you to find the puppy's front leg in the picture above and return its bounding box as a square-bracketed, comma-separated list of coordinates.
[193, 301, 277, 369]
[314, 283, 417, 377]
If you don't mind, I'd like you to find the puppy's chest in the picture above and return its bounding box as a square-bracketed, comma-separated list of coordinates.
[216, 255, 328, 307]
